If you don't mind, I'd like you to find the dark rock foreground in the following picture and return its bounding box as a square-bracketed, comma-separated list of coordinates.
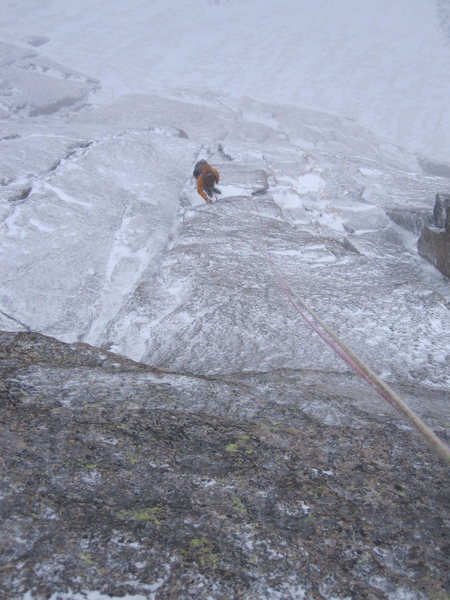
[0, 332, 449, 600]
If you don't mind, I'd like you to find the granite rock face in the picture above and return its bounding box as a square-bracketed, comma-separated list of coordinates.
[1, 331, 449, 600]
[433, 193, 450, 230]
[418, 193, 450, 278]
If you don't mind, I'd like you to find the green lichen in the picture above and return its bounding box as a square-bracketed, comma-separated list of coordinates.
[231, 497, 247, 514]
[116, 424, 130, 431]
[124, 451, 139, 465]
[261, 423, 282, 431]
[85, 402, 104, 410]
[125, 402, 140, 409]
[79, 552, 95, 566]
[118, 506, 163, 523]
[225, 433, 254, 455]
[419, 577, 450, 600]
[225, 443, 238, 453]
[187, 537, 219, 569]
[427, 591, 450, 600]
[75, 458, 97, 469]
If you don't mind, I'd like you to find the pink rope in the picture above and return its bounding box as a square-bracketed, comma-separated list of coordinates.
[264, 248, 450, 465]
[267, 254, 399, 406]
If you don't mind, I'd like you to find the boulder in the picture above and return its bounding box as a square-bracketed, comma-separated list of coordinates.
[418, 193, 450, 277]
[433, 192, 450, 229]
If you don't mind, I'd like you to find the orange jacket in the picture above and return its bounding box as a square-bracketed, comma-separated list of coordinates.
[196, 165, 220, 201]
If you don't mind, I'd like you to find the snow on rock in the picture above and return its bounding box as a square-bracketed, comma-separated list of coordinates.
[0, 41, 98, 119]
[0, 123, 197, 341]
[1, 89, 449, 396]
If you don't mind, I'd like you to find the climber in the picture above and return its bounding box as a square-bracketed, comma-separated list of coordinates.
[193, 160, 221, 203]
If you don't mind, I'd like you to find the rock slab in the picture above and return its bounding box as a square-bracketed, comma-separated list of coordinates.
[0, 331, 449, 600]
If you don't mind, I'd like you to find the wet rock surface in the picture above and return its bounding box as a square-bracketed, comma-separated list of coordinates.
[1, 331, 449, 599]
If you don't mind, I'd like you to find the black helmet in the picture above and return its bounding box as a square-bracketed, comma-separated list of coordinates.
[193, 159, 208, 178]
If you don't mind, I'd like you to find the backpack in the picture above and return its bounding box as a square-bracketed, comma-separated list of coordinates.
[201, 165, 216, 190]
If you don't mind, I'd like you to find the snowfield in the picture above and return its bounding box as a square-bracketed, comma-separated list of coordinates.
[1, 0, 450, 162]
